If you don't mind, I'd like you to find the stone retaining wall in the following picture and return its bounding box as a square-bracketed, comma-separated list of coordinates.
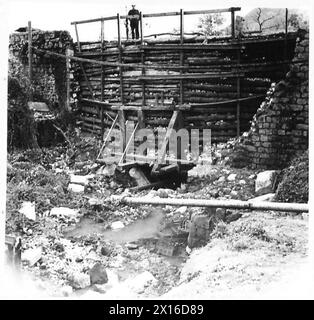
[231, 28, 309, 169]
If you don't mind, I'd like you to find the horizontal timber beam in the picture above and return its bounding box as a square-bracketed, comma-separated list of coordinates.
[70, 7, 241, 25]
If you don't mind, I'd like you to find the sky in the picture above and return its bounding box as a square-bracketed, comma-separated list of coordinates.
[1, 0, 312, 41]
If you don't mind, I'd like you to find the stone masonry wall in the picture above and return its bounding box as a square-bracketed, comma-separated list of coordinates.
[9, 30, 78, 112]
[230, 28, 309, 169]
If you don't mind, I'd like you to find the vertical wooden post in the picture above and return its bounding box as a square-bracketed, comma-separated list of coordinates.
[285, 8, 288, 35]
[65, 48, 73, 112]
[140, 11, 143, 44]
[74, 22, 94, 98]
[284, 8, 288, 64]
[140, 12, 146, 106]
[117, 13, 121, 45]
[117, 13, 124, 105]
[74, 23, 81, 51]
[179, 9, 184, 105]
[231, 8, 235, 38]
[118, 110, 126, 156]
[236, 49, 241, 137]
[28, 21, 33, 100]
[100, 20, 105, 138]
[117, 14, 126, 153]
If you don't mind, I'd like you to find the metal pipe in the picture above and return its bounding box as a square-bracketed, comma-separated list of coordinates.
[109, 196, 308, 212]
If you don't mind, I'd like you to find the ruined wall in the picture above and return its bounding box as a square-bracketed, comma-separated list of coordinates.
[230, 29, 309, 169]
[9, 30, 77, 112]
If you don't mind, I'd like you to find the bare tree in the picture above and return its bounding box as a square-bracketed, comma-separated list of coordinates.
[253, 8, 279, 32]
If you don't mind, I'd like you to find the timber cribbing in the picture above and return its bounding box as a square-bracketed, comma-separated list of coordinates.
[76, 32, 298, 142]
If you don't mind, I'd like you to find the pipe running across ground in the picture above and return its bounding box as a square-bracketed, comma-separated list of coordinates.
[109, 195, 309, 212]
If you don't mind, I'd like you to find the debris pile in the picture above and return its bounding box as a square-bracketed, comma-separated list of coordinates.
[275, 150, 308, 203]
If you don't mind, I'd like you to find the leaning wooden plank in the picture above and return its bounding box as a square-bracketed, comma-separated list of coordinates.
[118, 122, 139, 166]
[152, 110, 180, 173]
[97, 114, 119, 160]
[33, 48, 186, 70]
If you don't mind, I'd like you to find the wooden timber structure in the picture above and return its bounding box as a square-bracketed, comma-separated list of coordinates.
[29, 8, 298, 187]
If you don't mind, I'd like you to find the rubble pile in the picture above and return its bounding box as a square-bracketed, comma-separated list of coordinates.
[275, 150, 308, 203]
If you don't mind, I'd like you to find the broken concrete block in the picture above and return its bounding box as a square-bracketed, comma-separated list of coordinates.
[227, 173, 237, 181]
[70, 174, 94, 185]
[68, 183, 85, 193]
[22, 247, 42, 266]
[90, 263, 108, 285]
[249, 193, 276, 202]
[255, 170, 278, 195]
[68, 272, 91, 289]
[19, 201, 36, 221]
[111, 221, 124, 230]
[50, 207, 78, 218]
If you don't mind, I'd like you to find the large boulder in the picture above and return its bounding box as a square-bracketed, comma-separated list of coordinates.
[89, 263, 108, 285]
[255, 170, 278, 195]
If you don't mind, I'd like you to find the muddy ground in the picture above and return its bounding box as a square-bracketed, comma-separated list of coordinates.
[5, 137, 309, 299]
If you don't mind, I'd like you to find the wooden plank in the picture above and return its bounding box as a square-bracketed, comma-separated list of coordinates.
[117, 13, 125, 105]
[100, 19, 105, 137]
[33, 48, 187, 70]
[118, 110, 126, 153]
[142, 44, 242, 50]
[152, 110, 180, 173]
[143, 11, 180, 18]
[71, 15, 117, 25]
[97, 114, 119, 159]
[137, 72, 245, 80]
[118, 122, 139, 166]
[28, 21, 33, 100]
[73, 24, 95, 99]
[236, 48, 241, 137]
[180, 9, 184, 105]
[140, 12, 143, 44]
[184, 7, 241, 15]
[137, 109, 145, 129]
[231, 9, 235, 38]
[110, 104, 190, 111]
[71, 8, 241, 25]
[189, 95, 265, 107]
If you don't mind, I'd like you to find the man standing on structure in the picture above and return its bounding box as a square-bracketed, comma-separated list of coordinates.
[128, 4, 140, 40]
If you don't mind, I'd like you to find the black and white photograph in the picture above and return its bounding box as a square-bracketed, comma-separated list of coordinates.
[0, 0, 312, 302]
